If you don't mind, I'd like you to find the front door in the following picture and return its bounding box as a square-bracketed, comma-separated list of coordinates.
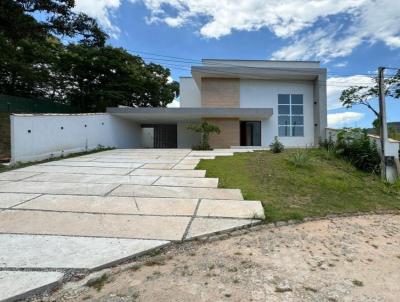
[240, 121, 261, 146]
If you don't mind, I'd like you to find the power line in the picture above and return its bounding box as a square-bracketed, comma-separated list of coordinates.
[125, 49, 379, 77]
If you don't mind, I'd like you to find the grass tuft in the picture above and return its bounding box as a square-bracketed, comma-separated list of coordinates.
[85, 273, 109, 292]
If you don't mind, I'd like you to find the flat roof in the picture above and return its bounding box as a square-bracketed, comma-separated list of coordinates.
[107, 107, 273, 123]
[202, 59, 321, 63]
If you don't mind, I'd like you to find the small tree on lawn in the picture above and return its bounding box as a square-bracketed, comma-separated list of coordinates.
[187, 122, 221, 150]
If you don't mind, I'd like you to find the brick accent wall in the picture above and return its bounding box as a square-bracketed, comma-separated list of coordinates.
[201, 78, 240, 108]
[205, 118, 240, 148]
[0, 113, 11, 160]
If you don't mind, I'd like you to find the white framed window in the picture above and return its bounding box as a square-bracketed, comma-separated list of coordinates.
[278, 94, 304, 137]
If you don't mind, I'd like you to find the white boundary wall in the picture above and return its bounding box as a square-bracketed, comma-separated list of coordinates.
[10, 113, 141, 163]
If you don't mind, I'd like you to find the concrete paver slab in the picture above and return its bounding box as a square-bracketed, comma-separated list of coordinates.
[173, 164, 198, 170]
[130, 169, 206, 177]
[0, 171, 40, 181]
[40, 161, 143, 169]
[17, 165, 134, 175]
[154, 177, 218, 188]
[26, 173, 157, 185]
[110, 184, 243, 200]
[0, 234, 168, 269]
[135, 197, 198, 216]
[17, 195, 198, 216]
[0, 181, 117, 196]
[91, 158, 179, 164]
[186, 217, 256, 239]
[0, 210, 190, 241]
[0, 193, 40, 209]
[0, 271, 63, 302]
[197, 199, 265, 219]
[141, 163, 175, 169]
[178, 159, 201, 165]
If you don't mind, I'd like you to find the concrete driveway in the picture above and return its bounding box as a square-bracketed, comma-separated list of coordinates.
[0, 149, 264, 301]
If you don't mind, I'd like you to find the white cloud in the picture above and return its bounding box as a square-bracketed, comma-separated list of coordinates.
[328, 112, 365, 128]
[326, 75, 375, 110]
[74, 0, 121, 37]
[133, 0, 400, 61]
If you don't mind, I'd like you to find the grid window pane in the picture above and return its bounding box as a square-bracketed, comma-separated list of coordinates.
[278, 105, 290, 114]
[291, 94, 303, 104]
[291, 105, 303, 115]
[292, 126, 304, 137]
[278, 94, 290, 104]
[277, 94, 304, 137]
[279, 126, 290, 137]
[291, 116, 304, 126]
[278, 115, 290, 125]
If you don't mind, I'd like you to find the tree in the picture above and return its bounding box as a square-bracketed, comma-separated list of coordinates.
[58, 45, 179, 112]
[0, 0, 106, 99]
[0, 0, 180, 111]
[339, 71, 400, 120]
[0, 0, 106, 46]
[187, 122, 221, 150]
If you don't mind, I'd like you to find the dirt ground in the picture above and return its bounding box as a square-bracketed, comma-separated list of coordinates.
[39, 214, 400, 302]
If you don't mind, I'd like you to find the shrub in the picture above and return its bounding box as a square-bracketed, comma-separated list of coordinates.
[288, 149, 312, 167]
[323, 128, 380, 174]
[269, 136, 284, 153]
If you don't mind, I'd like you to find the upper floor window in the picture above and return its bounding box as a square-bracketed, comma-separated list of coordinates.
[278, 94, 304, 137]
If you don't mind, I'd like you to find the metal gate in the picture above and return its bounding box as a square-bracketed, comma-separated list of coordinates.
[154, 124, 177, 148]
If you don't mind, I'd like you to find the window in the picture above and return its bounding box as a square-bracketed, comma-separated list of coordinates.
[278, 94, 304, 137]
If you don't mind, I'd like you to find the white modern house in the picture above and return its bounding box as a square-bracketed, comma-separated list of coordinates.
[10, 59, 328, 162]
[108, 59, 328, 148]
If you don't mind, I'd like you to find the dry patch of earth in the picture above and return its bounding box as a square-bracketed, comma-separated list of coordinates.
[38, 214, 400, 302]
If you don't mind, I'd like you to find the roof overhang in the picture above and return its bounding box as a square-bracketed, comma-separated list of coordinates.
[191, 66, 326, 87]
[107, 107, 273, 123]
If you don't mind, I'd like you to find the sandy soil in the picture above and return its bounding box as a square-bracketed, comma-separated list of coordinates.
[40, 214, 400, 302]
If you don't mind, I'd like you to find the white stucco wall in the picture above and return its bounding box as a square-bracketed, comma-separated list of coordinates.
[10, 113, 141, 163]
[240, 79, 315, 147]
[179, 77, 201, 107]
[177, 122, 201, 148]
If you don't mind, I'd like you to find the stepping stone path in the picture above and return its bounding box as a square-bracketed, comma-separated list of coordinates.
[0, 148, 264, 301]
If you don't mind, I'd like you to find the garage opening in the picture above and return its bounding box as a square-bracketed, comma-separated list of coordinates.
[141, 124, 177, 148]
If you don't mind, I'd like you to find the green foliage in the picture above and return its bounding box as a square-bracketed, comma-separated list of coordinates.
[0, 0, 179, 111]
[288, 149, 312, 168]
[269, 136, 284, 153]
[187, 122, 221, 150]
[322, 128, 381, 174]
[340, 73, 400, 117]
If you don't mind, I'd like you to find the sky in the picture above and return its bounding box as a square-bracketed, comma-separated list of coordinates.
[72, 0, 400, 128]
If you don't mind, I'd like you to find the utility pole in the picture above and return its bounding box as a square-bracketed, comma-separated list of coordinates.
[378, 67, 388, 181]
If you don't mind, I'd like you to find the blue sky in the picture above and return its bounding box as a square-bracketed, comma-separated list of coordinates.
[72, 0, 400, 129]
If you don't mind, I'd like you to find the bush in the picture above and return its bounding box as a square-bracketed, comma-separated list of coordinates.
[322, 128, 380, 174]
[288, 149, 312, 167]
[270, 136, 284, 153]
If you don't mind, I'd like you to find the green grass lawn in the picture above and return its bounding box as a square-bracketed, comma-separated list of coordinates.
[196, 148, 400, 222]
